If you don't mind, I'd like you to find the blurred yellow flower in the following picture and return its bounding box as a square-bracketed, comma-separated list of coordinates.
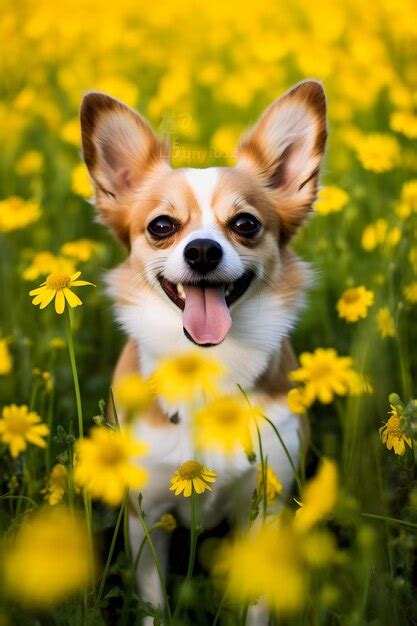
[157, 513, 177, 532]
[380, 405, 412, 456]
[152, 351, 225, 403]
[0, 404, 49, 458]
[15, 150, 44, 177]
[361, 219, 400, 252]
[4, 507, 93, 606]
[71, 163, 94, 198]
[114, 372, 154, 414]
[376, 307, 395, 338]
[42, 463, 69, 505]
[287, 387, 310, 413]
[75, 426, 148, 506]
[0, 197, 41, 233]
[60, 239, 100, 262]
[404, 282, 417, 303]
[409, 247, 417, 274]
[94, 77, 139, 107]
[0, 339, 12, 375]
[257, 465, 283, 505]
[395, 179, 417, 220]
[29, 271, 94, 314]
[290, 348, 354, 405]
[22, 251, 76, 281]
[314, 186, 348, 215]
[213, 521, 305, 614]
[302, 530, 337, 567]
[193, 395, 256, 454]
[295, 459, 338, 532]
[60, 117, 81, 146]
[390, 110, 417, 139]
[170, 460, 217, 497]
[336, 286, 374, 322]
[210, 124, 243, 163]
[355, 133, 399, 172]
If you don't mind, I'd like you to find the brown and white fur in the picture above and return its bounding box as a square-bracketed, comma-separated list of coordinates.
[80, 80, 327, 625]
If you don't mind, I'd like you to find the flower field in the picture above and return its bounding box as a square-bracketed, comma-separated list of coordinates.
[1, 1, 417, 625]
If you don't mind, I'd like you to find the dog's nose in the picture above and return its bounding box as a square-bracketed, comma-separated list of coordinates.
[184, 238, 223, 274]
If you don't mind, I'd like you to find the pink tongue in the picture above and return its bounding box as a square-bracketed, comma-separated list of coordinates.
[183, 285, 232, 345]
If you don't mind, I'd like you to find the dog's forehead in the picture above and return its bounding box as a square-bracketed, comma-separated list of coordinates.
[182, 167, 220, 226]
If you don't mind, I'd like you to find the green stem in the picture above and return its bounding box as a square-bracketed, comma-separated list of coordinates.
[137, 501, 172, 625]
[255, 421, 267, 520]
[360, 511, 417, 529]
[212, 590, 227, 626]
[261, 414, 303, 496]
[96, 492, 128, 606]
[64, 307, 84, 439]
[46, 383, 54, 474]
[172, 489, 198, 623]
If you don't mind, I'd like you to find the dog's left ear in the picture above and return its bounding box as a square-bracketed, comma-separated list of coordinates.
[235, 80, 327, 244]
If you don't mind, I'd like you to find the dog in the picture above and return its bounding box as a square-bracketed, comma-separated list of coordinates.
[80, 79, 327, 625]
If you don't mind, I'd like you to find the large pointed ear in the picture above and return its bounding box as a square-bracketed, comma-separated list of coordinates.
[235, 80, 327, 244]
[80, 92, 169, 244]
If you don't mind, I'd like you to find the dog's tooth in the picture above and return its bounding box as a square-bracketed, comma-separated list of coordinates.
[177, 283, 185, 299]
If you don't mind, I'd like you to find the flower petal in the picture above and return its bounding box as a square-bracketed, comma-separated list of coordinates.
[55, 290, 65, 314]
[64, 288, 82, 308]
[39, 289, 56, 309]
[70, 271, 82, 281]
[70, 280, 95, 287]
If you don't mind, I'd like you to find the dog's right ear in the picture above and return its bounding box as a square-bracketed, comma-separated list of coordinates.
[80, 92, 169, 245]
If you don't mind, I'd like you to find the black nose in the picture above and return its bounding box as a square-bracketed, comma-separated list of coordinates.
[184, 238, 223, 274]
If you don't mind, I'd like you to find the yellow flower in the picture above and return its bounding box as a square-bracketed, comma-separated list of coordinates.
[0, 404, 49, 458]
[213, 521, 305, 614]
[336, 286, 374, 322]
[0, 338, 12, 375]
[152, 351, 225, 403]
[314, 186, 349, 215]
[257, 465, 283, 505]
[169, 460, 217, 497]
[355, 133, 399, 172]
[22, 251, 76, 281]
[390, 111, 417, 139]
[4, 507, 93, 606]
[156, 513, 177, 533]
[302, 530, 337, 567]
[74, 426, 148, 506]
[29, 271, 94, 314]
[60, 239, 101, 262]
[71, 163, 94, 198]
[15, 150, 44, 176]
[42, 463, 70, 505]
[49, 337, 65, 350]
[287, 387, 311, 413]
[290, 349, 354, 405]
[114, 373, 154, 415]
[376, 307, 395, 338]
[193, 395, 256, 454]
[60, 117, 81, 146]
[404, 282, 417, 304]
[0, 197, 41, 232]
[379, 405, 412, 456]
[295, 458, 338, 532]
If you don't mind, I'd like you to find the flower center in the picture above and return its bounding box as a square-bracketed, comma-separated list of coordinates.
[8, 414, 30, 436]
[177, 460, 203, 480]
[343, 289, 360, 304]
[99, 443, 125, 465]
[386, 415, 402, 438]
[175, 355, 200, 375]
[45, 272, 71, 291]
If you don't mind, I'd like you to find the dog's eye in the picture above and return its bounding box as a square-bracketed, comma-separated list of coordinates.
[147, 215, 178, 238]
[230, 213, 261, 238]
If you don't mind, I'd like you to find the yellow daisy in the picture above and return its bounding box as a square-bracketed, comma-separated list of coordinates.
[376, 307, 395, 338]
[404, 282, 417, 304]
[287, 387, 311, 414]
[290, 348, 354, 405]
[74, 426, 148, 506]
[170, 460, 217, 497]
[29, 271, 94, 314]
[0, 338, 12, 375]
[4, 507, 93, 606]
[0, 404, 49, 458]
[336, 286, 374, 322]
[42, 463, 70, 506]
[379, 405, 412, 456]
[114, 372, 154, 415]
[152, 351, 225, 403]
[193, 395, 257, 454]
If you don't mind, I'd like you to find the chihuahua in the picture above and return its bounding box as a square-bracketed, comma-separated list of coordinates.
[80, 79, 327, 625]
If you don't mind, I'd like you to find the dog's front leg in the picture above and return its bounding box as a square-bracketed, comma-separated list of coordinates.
[129, 507, 171, 625]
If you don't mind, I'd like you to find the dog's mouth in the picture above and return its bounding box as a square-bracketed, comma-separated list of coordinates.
[157, 271, 255, 347]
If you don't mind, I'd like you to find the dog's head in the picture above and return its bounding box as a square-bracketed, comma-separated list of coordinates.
[80, 81, 326, 349]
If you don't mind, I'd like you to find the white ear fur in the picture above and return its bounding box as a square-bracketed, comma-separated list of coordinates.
[236, 80, 327, 242]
